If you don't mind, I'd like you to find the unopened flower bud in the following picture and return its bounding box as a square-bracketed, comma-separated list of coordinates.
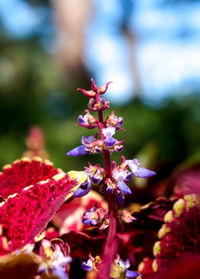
[98, 81, 112, 94]
[77, 88, 96, 98]
[118, 210, 136, 224]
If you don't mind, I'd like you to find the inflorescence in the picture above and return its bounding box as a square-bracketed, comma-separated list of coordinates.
[66, 79, 156, 278]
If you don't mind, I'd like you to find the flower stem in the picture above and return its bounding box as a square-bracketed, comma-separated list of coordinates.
[97, 108, 119, 279]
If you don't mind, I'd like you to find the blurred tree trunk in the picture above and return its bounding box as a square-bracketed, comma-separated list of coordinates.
[51, 0, 93, 82]
[120, 0, 142, 97]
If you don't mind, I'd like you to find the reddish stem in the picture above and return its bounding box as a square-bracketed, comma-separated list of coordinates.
[96, 98, 119, 279]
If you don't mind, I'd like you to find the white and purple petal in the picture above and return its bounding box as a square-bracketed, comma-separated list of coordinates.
[82, 260, 93, 272]
[81, 136, 95, 145]
[78, 115, 86, 125]
[102, 127, 116, 138]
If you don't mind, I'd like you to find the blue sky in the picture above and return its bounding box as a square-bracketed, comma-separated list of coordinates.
[0, 0, 200, 104]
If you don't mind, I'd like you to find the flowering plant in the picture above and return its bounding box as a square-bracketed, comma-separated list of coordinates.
[66, 79, 155, 279]
[0, 79, 200, 279]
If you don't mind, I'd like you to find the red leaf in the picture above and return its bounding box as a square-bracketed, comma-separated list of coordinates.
[152, 194, 200, 272]
[0, 157, 80, 250]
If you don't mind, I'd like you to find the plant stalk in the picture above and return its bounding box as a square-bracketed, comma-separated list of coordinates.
[97, 108, 119, 279]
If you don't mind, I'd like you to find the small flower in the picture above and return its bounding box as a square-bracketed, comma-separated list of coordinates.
[126, 159, 156, 178]
[102, 127, 117, 147]
[88, 97, 110, 111]
[82, 255, 102, 272]
[114, 143, 124, 153]
[78, 110, 98, 129]
[85, 163, 106, 185]
[111, 256, 140, 279]
[112, 169, 132, 195]
[118, 210, 137, 224]
[67, 135, 102, 157]
[105, 178, 115, 193]
[82, 258, 93, 272]
[39, 239, 71, 279]
[105, 111, 124, 130]
[74, 179, 91, 198]
[82, 205, 106, 226]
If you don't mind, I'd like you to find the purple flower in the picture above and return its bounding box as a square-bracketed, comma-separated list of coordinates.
[82, 255, 101, 272]
[82, 207, 99, 226]
[105, 111, 124, 129]
[117, 258, 140, 279]
[82, 206, 106, 227]
[77, 110, 97, 129]
[114, 144, 124, 152]
[102, 127, 117, 147]
[82, 259, 93, 272]
[112, 170, 132, 195]
[126, 159, 156, 178]
[66, 145, 87, 157]
[74, 180, 91, 197]
[104, 137, 116, 147]
[67, 136, 97, 157]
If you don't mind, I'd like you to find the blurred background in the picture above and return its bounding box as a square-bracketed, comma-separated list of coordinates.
[0, 0, 200, 187]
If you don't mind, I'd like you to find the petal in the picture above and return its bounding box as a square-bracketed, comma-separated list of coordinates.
[127, 160, 139, 173]
[91, 175, 101, 184]
[82, 218, 92, 226]
[126, 270, 140, 278]
[102, 127, 116, 137]
[104, 137, 116, 147]
[82, 261, 93, 272]
[74, 185, 90, 198]
[116, 192, 125, 207]
[134, 168, 156, 178]
[125, 259, 130, 269]
[77, 115, 85, 125]
[117, 181, 132, 195]
[124, 172, 132, 182]
[53, 266, 69, 279]
[66, 145, 87, 157]
[81, 136, 95, 145]
[118, 117, 124, 127]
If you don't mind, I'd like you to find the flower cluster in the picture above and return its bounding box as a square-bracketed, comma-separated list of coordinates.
[39, 239, 72, 279]
[82, 204, 109, 229]
[82, 254, 140, 279]
[66, 79, 156, 279]
[67, 79, 156, 202]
